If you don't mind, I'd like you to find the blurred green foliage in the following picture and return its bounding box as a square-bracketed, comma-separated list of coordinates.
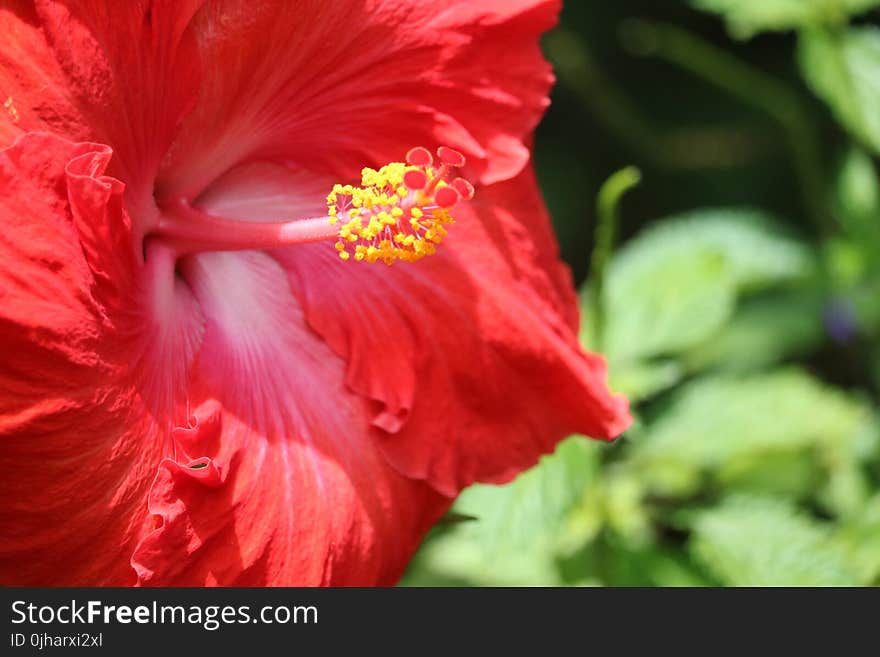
[402, 0, 880, 586]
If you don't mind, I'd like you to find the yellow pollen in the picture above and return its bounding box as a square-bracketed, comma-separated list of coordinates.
[326, 155, 468, 265]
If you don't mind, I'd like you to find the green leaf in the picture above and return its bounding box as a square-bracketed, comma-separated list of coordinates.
[799, 27, 880, 155]
[819, 410, 880, 515]
[683, 293, 825, 374]
[608, 360, 684, 404]
[838, 494, 880, 584]
[400, 437, 603, 586]
[635, 549, 714, 587]
[604, 246, 735, 363]
[690, 495, 860, 585]
[693, 0, 880, 39]
[824, 238, 869, 289]
[836, 146, 880, 226]
[631, 369, 873, 496]
[600, 209, 813, 364]
[834, 146, 880, 254]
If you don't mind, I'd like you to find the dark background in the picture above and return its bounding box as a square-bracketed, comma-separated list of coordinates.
[538, 0, 827, 282]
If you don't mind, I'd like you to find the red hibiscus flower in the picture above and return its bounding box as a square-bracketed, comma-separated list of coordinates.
[0, 0, 630, 586]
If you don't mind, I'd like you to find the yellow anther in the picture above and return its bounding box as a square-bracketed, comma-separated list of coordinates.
[326, 151, 468, 265]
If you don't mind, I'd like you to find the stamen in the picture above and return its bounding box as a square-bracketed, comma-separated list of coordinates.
[155, 199, 338, 256]
[150, 146, 473, 264]
[328, 146, 472, 265]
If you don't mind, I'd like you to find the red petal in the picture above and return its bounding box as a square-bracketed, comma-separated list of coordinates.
[168, 165, 455, 583]
[280, 165, 631, 498]
[131, 251, 449, 585]
[0, 133, 160, 584]
[1, 1, 202, 220]
[158, 0, 560, 199]
[2, 0, 598, 585]
[0, 132, 207, 585]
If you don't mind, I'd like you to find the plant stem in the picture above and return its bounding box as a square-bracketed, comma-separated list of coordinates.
[590, 166, 642, 350]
